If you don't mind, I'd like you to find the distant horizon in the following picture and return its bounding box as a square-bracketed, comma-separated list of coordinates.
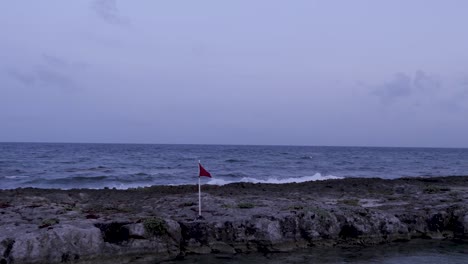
[1, 140, 467, 150]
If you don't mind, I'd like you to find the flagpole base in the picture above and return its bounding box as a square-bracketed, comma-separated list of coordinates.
[196, 215, 205, 220]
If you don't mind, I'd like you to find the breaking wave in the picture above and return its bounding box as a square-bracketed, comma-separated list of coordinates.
[225, 159, 248, 163]
[206, 173, 343, 186]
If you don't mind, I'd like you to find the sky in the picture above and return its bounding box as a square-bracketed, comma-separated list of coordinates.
[1, 0, 468, 148]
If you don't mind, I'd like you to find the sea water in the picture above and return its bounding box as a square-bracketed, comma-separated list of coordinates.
[1, 142, 468, 189]
[162, 240, 468, 264]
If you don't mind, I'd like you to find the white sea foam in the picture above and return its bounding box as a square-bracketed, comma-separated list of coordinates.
[45, 182, 156, 190]
[104, 183, 155, 190]
[207, 173, 343, 186]
[5, 176, 30, 179]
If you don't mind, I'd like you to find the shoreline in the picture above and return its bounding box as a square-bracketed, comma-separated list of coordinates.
[1, 176, 468, 263]
[5, 174, 468, 191]
[163, 239, 468, 263]
[0, 173, 344, 190]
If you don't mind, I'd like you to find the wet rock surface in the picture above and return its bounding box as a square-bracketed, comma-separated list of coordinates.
[1, 176, 468, 263]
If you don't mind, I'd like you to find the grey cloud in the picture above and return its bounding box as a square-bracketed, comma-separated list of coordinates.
[370, 71, 468, 115]
[35, 68, 76, 90]
[5, 54, 85, 91]
[6, 67, 76, 90]
[42, 53, 69, 68]
[413, 70, 440, 92]
[42, 53, 89, 70]
[371, 71, 443, 104]
[6, 69, 36, 86]
[92, 0, 130, 26]
[372, 73, 412, 104]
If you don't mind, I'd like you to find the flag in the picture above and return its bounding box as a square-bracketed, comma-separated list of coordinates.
[198, 162, 212, 178]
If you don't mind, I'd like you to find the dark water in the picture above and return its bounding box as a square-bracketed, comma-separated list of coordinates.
[1, 142, 468, 189]
[162, 240, 468, 264]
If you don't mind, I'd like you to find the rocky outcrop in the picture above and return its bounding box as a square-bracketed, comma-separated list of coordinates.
[1, 176, 468, 263]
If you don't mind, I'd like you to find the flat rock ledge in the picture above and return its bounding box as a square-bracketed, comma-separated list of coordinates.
[1, 176, 468, 263]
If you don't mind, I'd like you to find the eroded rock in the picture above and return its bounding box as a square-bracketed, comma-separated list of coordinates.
[1, 176, 468, 263]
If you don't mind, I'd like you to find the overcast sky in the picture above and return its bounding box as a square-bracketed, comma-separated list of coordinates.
[1, 0, 468, 147]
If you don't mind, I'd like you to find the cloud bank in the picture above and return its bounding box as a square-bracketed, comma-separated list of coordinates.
[92, 0, 130, 26]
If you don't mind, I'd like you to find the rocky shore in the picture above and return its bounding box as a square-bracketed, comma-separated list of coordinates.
[1, 176, 468, 263]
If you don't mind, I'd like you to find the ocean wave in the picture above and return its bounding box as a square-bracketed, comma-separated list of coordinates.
[106, 183, 154, 190]
[89, 166, 108, 171]
[6, 169, 25, 173]
[59, 161, 76, 164]
[133, 172, 150, 176]
[25, 175, 109, 185]
[215, 172, 250, 178]
[71, 175, 108, 181]
[207, 173, 343, 186]
[64, 166, 110, 173]
[4, 175, 30, 179]
[225, 159, 247, 163]
[120, 175, 154, 182]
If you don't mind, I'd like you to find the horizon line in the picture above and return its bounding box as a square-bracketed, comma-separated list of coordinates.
[0, 141, 467, 150]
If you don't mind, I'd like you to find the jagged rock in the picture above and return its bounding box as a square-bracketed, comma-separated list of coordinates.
[1, 176, 468, 263]
[8, 225, 103, 264]
[125, 223, 146, 239]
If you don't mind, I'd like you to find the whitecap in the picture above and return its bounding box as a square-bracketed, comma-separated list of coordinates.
[5, 175, 30, 179]
[206, 173, 343, 186]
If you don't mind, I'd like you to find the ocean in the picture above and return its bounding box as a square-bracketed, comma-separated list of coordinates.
[164, 240, 468, 264]
[1, 142, 468, 190]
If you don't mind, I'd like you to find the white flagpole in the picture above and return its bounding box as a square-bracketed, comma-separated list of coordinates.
[198, 160, 202, 217]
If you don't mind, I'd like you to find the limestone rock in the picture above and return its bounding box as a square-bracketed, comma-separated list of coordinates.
[1, 176, 468, 263]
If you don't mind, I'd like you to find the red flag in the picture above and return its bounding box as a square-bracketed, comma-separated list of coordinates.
[198, 162, 212, 178]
